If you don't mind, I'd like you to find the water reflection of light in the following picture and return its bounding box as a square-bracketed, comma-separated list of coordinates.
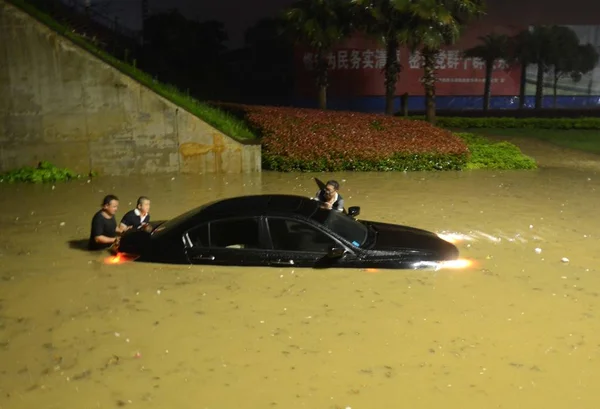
[411, 258, 476, 271]
[438, 230, 543, 244]
[437, 232, 472, 244]
[103, 253, 138, 265]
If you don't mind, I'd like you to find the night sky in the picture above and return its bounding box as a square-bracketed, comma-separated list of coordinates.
[98, 0, 599, 49]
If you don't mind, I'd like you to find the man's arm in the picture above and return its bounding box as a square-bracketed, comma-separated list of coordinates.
[119, 212, 133, 233]
[334, 197, 345, 212]
[117, 224, 131, 233]
[92, 217, 117, 244]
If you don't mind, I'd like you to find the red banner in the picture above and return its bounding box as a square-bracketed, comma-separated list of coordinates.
[294, 24, 526, 98]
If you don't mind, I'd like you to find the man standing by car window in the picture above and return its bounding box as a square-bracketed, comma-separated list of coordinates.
[88, 194, 124, 250]
[314, 180, 345, 212]
[120, 196, 151, 232]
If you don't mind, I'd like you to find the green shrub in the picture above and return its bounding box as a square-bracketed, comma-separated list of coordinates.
[216, 104, 470, 172]
[432, 117, 600, 130]
[0, 161, 82, 183]
[262, 152, 467, 172]
[455, 133, 538, 170]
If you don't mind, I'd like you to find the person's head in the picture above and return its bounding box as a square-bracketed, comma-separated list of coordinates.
[324, 180, 340, 200]
[136, 196, 150, 215]
[102, 194, 119, 216]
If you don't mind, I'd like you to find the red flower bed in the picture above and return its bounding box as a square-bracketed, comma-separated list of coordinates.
[216, 103, 470, 171]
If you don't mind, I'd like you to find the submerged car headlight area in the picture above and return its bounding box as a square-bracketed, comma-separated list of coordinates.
[103, 252, 140, 265]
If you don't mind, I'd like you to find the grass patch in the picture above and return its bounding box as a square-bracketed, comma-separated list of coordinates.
[458, 128, 600, 155]
[455, 133, 537, 170]
[7, 0, 257, 143]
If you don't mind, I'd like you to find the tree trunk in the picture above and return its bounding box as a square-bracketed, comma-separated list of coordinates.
[483, 59, 493, 111]
[553, 72, 558, 108]
[518, 62, 527, 109]
[534, 60, 544, 110]
[401, 93, 409, 117]
[384, 37, 401, 115]
[421, 49, 437, 124]
[318, 85, 327, 110]
[315, 50, 328, 110]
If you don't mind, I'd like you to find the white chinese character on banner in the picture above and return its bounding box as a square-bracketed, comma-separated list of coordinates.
[472, 57, 485, 70]
[396, 50, 401, 62]
[446, 50, 460, 69]
[375, 49, 387, 69]
[350, 50, 361, 69]
[303, 52, 314, 70]
[435, 50, 447, 69]
[462, 57, 472, 70]
[327, 52, 336, 70]
[362, 49, 375, 68]
[409, 51, 423, 69]
[337, 50, 349, 69]
[494, 59, 509, 70]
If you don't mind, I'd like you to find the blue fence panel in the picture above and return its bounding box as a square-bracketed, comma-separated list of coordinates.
[290, 96, 600, 112]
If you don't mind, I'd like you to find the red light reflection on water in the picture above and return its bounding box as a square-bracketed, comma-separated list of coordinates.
[103, 253, 138, 265]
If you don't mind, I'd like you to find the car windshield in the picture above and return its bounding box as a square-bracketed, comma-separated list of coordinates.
[311, 209, 369, 246]
[151, 205, 208, 237]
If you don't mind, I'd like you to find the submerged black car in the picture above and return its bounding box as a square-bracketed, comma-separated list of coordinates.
[114, 194, 460, 270]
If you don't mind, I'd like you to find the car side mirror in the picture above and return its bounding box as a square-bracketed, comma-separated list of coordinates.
[348, 206, 360, 218]
[327, 246, 347, 258]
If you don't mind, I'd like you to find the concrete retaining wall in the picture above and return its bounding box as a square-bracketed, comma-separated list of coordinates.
[0, 0, 261, 175]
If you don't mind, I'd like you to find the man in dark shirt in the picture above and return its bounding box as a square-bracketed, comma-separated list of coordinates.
[313, 179, 345, 212]
[88, 194, 122, 250]
[120, 196, 151, 232]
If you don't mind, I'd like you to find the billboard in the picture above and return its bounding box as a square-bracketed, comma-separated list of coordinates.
[526, 25, 600, 96]
[295, 24, 600, 102]
[294, 24, 526, 99]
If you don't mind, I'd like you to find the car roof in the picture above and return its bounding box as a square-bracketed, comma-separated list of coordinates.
[154, 194, 322, 236]
[200, 194, 320, 219]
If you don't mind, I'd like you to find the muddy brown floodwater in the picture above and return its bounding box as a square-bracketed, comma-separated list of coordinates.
[2, 143, 600, 409]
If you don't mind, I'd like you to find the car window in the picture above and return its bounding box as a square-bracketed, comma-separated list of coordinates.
[186, 223, 209, 248]
[209, 218, 261, 249]
[267, 218, 337, 252]
[311, 208, 368, 247]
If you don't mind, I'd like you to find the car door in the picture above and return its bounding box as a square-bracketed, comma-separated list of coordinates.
[183, 216, 269, 266]
[264, 216, 355, 268]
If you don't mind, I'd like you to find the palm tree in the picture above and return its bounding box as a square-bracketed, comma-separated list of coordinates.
[548, 42, 599, 108]
[512, 25, 583, 110]
[509, 29, 535, 109]
[522, 25, 560, 110]
[463, 33, 510, 111]
[394, 0, 486, 123]
[351, 0, 409, 115]
[283, 0, 354, 110]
